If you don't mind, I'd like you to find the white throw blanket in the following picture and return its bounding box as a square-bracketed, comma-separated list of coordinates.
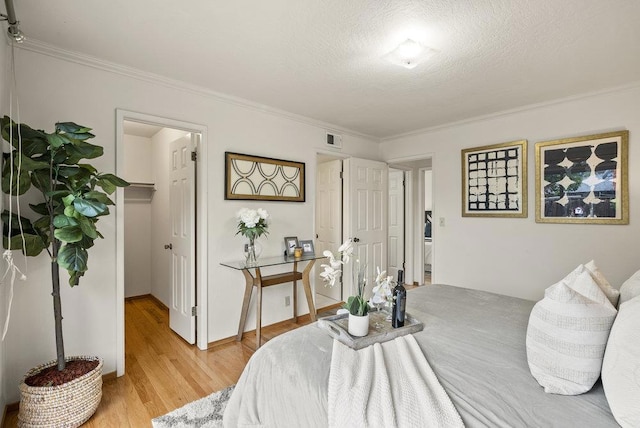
[328, 335, 464, 428]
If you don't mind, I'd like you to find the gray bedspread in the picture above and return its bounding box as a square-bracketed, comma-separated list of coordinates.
[224, 284, 617, 427]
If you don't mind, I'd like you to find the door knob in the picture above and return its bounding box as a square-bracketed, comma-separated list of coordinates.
[352, 237, 360, 243]
[164, 243, 173, 250]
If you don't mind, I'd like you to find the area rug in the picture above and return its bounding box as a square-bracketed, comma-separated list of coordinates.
[152, 385, 235, 428]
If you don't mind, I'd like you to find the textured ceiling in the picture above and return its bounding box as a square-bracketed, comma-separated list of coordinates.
[9, 0, 640, 138]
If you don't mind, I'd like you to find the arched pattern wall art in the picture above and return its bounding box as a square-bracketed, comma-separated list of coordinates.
[225, 152, 305, 202]
[535, 131, 629, 224]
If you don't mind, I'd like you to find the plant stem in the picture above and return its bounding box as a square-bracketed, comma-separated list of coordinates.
[51, 239, 66, 371]
[49, 153, 65, 371]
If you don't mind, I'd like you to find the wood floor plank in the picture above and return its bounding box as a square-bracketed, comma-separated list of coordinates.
[3, 296, 326, 427]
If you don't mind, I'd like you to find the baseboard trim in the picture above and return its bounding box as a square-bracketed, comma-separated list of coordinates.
[103, 370, 117, 382]
[125, 294, 169, 312]
[3, 400, 19, 426]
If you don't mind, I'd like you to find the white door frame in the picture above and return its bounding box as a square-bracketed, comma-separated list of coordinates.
[115, 109, 209, 376]
[386, 153, 435, 286]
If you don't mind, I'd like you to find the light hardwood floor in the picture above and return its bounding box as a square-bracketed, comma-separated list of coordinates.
[4, 296, 322, 427]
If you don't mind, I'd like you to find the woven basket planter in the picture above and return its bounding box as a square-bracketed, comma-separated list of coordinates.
[18, 356, 103, 428]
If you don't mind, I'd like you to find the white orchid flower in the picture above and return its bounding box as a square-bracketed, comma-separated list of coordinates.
[320, 264, 341, 287]
[375, 267, 387, 285]
[338, 239, 354, 264]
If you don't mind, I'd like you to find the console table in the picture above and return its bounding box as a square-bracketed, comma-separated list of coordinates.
[221, 254, 325, 349]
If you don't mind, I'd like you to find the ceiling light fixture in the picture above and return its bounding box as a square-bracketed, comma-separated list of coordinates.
[384, 38, 436, 69]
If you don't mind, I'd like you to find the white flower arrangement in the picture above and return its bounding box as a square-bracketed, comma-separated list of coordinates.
[236, 208, 269, 240]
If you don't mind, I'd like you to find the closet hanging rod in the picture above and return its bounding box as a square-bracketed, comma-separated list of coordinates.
[1, 0, 24, 42]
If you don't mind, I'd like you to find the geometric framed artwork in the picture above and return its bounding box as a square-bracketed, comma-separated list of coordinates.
[535, 131, 629, 224]
[225, 152, 305, 202]
[461, 140, 528, 217]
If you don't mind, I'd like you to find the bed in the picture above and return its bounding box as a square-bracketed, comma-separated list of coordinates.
[223, 284, 617, 427]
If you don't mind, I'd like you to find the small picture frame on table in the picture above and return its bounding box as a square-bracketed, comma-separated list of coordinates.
[299, 240, 315, 255]
[284, 236, 299, 257]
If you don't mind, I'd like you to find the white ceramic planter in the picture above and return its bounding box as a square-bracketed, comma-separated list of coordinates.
[348, 313, 370, 337]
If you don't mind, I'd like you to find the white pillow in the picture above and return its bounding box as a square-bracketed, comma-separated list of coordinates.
[602, 295, 640, 427]
[526, 264, 617, 395]
[619, 269, 640, 306]
[585, 260, 620, 307]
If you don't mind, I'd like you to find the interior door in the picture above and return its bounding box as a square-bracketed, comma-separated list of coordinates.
[169, 134, 196, 344]
[343, 158, 388, 297]
[388, 169, 405, 282]
[315, 159, 343, 301]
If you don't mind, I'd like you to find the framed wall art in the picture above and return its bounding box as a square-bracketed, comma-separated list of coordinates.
[535, 131, 629, 224]
[461, 140, 528, 218]
[225, 152, 305, 202]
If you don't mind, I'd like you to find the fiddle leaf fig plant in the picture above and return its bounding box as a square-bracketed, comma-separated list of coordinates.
[1, 116, 129, 371]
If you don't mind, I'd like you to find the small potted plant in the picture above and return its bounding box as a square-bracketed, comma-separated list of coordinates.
[1, 117, 129, 427]
[319, 240, 369, 336]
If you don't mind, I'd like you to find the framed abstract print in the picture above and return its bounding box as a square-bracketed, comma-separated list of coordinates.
[461, 140, 528, 218]
[535, 131, 629, 224]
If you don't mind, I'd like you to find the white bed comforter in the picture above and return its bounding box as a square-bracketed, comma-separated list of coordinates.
[328, 335, 463, 428]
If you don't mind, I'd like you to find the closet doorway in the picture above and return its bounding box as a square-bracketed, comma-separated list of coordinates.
[115, 111, 208, 376]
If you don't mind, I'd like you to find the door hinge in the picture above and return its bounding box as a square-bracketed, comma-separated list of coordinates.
[339, 171, 343, 179]
[191, 306, 197, 316]
[191, 151, 197, 162]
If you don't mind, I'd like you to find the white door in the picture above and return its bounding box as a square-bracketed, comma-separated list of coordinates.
[343, 158, 388, 297]
[388, 169, 405, 282]
[315, 159, 343, 301]
[169, 134, 196, 344]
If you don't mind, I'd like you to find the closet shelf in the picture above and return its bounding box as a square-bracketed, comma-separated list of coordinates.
[124, 182, 156, 202]
[128, 182, 156, 189]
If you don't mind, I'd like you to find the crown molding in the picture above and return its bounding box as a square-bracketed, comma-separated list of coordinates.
[382, 80, 640, 142]
[16, 38, 378, 142]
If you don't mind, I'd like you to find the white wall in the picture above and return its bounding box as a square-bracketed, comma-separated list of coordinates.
[123, 134, 153, 298]
[123, 134, 153, 183]
[381, 85, 640, 301]
[2, 46, 379, 402]
[424, 170, 432, 211]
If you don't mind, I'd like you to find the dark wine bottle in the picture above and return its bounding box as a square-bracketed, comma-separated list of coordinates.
[392, 270, 406, 328]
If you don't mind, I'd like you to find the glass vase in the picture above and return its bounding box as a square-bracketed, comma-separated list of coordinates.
[244, 238, 261, 265]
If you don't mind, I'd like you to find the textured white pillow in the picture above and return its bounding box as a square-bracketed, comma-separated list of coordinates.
[602, 295, 640, 427]
[585, 260, 620, 307]
[526, 264, 618, 395]
[619, 269, 640, 306]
